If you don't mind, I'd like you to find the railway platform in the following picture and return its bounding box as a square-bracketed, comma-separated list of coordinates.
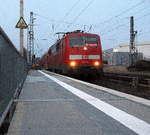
[7, 70, 150, 135]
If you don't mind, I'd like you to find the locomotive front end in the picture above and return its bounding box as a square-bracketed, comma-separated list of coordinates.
[66, 33, 103, 74]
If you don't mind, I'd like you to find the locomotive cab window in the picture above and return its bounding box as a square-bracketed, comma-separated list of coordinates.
[69, 36, 98, 47]
[69, 36, 83, 47]
[85, 37, 98, 47]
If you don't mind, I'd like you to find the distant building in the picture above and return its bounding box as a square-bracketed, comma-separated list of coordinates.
[102, 48, 113, 63]
[103, 42, 150, 65]
[113, 42, 150, 60]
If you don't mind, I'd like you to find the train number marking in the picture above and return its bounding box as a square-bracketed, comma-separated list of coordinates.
[82, 55, 88, 59]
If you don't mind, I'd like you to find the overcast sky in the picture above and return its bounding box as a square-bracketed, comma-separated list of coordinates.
[0, 0, 150, 56]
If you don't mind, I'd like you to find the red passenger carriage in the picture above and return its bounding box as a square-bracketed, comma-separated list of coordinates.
[40, 30, 103, 75]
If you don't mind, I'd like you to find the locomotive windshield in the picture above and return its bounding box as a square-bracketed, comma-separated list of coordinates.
[69, 36, 98, 47]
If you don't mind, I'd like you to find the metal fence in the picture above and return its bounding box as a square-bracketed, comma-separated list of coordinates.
[0, 27, 28, 119]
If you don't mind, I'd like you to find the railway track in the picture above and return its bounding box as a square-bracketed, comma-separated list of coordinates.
[46, 70, 150, 99]
[103, 71, 150, 89]
[70, 71, 150, 100]
[87, 71, 150, 100]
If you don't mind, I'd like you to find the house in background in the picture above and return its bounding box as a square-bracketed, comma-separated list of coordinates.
[103, 42, 150, 65]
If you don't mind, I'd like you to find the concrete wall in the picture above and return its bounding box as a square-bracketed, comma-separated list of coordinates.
[0, 26, 28, 119]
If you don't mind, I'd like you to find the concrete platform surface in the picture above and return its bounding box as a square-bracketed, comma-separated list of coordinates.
[7, 70, 150, 135]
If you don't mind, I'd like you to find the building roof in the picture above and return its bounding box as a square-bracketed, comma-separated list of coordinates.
[116, 42, 150, 48]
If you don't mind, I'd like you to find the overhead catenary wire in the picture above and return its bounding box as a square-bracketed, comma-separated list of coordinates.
[100, 11, 150, 36]
[55, 0, 81, 31]
[86, 0, 147, 35]
[94, 3, 149, 33]
[34, 12, 91, 28]
[91, 8, 150, 35]
[64, 0, 95, 31]
[63, 0, 81, 19]
[91, 0, 146, 33]
[33, 0, 148, 35]
[95, 0, 146, 27]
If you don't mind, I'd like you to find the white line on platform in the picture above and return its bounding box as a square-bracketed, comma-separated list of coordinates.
[44, 70, 150, 107]
[14, 99, 74, 102]
[39, 70, 150, 135]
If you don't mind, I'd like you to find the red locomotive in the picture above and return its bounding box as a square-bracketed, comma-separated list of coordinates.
[40, 30, 103, 75]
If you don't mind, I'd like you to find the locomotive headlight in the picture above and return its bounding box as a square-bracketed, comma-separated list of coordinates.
[83, 47, 87, 50]
[94, 61, 100, 66]
[70, 61, 76, 67]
